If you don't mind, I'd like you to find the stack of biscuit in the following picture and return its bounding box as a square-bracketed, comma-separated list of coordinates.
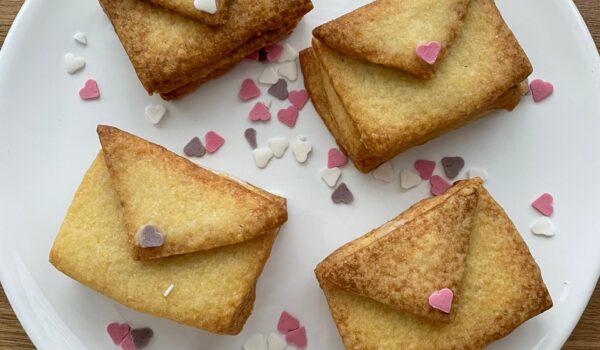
[315, 178, 553, 349]
[99, 0, 313, 99]
[49, 126, 288, 335]
[300, 0, 531, 172]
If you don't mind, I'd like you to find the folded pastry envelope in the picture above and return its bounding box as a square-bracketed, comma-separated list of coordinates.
[145, 0, 231, 26]
[99, 0, 313, 99]
[313, 0, 471, 78]
[315, 179, 553, 349]
[49, 153, 278, 335]
[300, 0, 532, 173]
[97, 126, 287, 260]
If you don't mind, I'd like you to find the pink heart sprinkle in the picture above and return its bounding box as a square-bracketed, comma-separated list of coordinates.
[428, 288, 454, 314]
[416, 41, 441, 65]
[249, 102, 271, 122]
[327, 148, 348, 168]
[430, 175, 451, 196]
[288, 89, 309, 110]
[204, 131, 225, 153]
[529, 79, 554, 103]
[414, 159, 436, 180]
[265, 44, 284, 62]
[107, 322, 131, 345]
[79, 79, 100, 100]
[532, 193, 554, 216]
[245, 51, 259, 61]
[277, 311, 300, 333]
[120, 334, 135, 350]
[239, 79, 260, 101]
[286, 327, 307, 348]
[277, 106, 299, 128]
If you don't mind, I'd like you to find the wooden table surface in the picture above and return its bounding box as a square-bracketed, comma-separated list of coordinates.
[1, 0, 599, 349]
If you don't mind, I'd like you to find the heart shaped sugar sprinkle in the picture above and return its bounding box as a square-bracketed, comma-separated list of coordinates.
[416, 41, 441, 65]
[268, 137, 289, 158]
[243, 333, 266, 350]
[531, 217, 556, 237]
[532, 193, 554, 216]
[288, 89, 309, 110]
[145, 104, 167, 125]
[204, 131, 225, 153]
[73, 32, 87, 45]
[430, 175, 451, 196]
[428, 288, 454, 313]
[291, 137, 312, 163]
[79, 79, 100, 100]
[286, 326, 307, 348]
[400, 169, 421, 189]
[193, 0, 217, 14]
[265, 44, 284, 62]
[64, 53, 86, 74]
[327, 148, 348, 168]
[530, 79, 554, 103]
[320, 167, 341, 188]
[277, 106, 299, 128]
[253, 147, 274, 169]
[239, 79, 261, 101]
[249, 102, 271, 122]
[244, 128, 257, 149]
[468, 168, 488, 182]
[268, 79, 288, 100]
[278, 43, 298, 63]
[107, 322, 131, 345]
[245, 51, 259, 61]
[267, 333, 287, 350]
[130, 327, 153, 349]
[372, 162, 395, 183]
[332, 183, 353, 204]
[414, 159, 436, 180]
[441, 156, 464, 179]
[278, 61, 298, 81]
[135, 224, 164, 248]
[259, 67, 279, 85]
[277, 311, 300, 333]
[184, 137, 205, 157]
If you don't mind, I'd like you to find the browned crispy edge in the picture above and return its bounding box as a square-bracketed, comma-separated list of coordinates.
[144, 0, 231, 26]
[96, 125, 288, 260]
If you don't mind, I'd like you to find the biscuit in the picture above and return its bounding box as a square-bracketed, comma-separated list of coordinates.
[144, 0, 231, 26]
[97, 125, 287, 260]
[315, 179, 553, 349]
[320, 182, 478, 322]
[49, 154, 279, 335]
[313, 0, 470, 78]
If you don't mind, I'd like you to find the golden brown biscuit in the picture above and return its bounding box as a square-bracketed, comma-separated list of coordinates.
[144, 0, 231, 26]
[49, 154, 279, 335]
[299, 47, 528, 172]
[97, 125, 287, 260]
[321, 182, 478, 322]
[315, 179, 553, 349]
[313, 0, 470, 78]
[98, 0, 313, 97]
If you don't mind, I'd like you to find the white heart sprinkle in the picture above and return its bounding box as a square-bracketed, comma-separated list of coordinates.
[64, 53, 86, 74]
[259, 67, 279, 85]
[531, 217, 556, 237]
[193, 0, 217, 13]
[253, 147, 274, 168]
[243, 333, 266, 350]
[400, 169, 421, 189]
[145, 104, 167, 125]
[278, 61, 298, 81]
[372, 162, 395, 183]
[262, 99, 272, 109]
[73, 32, 87, 45]
[320, 167, 341, 188]
[268, 137, 289, 158]
[278, 43, 298, 63]
[291, 138, 312, 163]
[468, 168, 488, 182]
[267, 333, 287, 350]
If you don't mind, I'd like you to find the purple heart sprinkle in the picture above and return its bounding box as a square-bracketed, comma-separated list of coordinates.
[268, 79, 288, 101]
[441, 157, 465, 179]
[332, 183, 354, 204]
[183, 137, 206, 157]
[130, 327, 154, 349]
[244, 128, 257, 149]
[135, 225, 164, 248]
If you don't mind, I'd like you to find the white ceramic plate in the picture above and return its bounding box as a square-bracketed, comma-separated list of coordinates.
[1, 0, 599, 349]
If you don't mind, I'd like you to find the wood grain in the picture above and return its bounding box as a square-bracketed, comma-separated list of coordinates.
[0, 0, 599, 349]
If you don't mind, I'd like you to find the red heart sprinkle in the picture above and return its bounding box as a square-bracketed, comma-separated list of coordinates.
[249, 102, 271, 122]
[239, 79, 260, 101]
[288, 90, 309, 110]
[430, 175, 451, 196]
[107, 322, 130, 345]
[277, 311, 300, 333]
[277, 106, 299, 128]
[79, 79, 100, 100]
[529, 79, 554, 103]
[245, 51, 259, 61]
[414, 159, 436, 180]
[532, 193, 554, 216]
[265, 44, 284, 62]
[327, 148, 348, 168]
[286, 327, 307, 348]
[204, 131, 225, 153]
